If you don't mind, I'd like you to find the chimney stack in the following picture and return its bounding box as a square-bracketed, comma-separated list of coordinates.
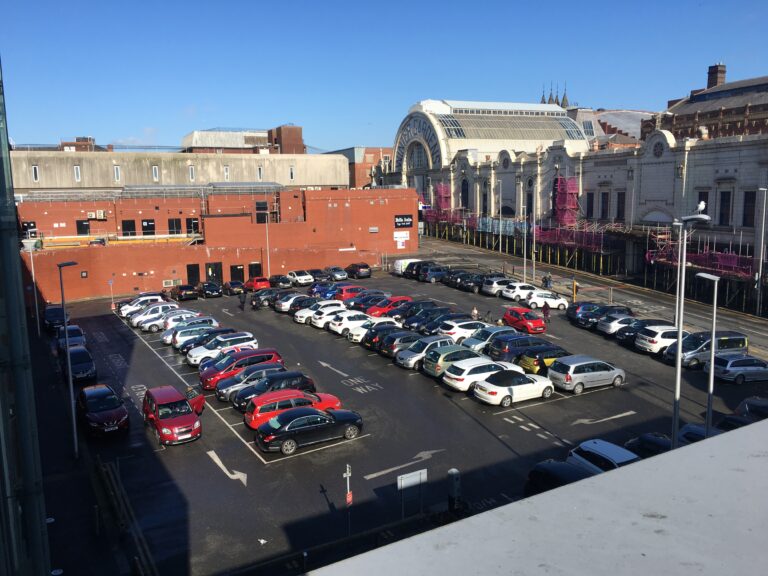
[707, 63, 726, 89]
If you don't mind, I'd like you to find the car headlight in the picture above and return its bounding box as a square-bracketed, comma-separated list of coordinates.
[119, 414, 128, 423]
[193, 420, 201, 430]
[161, 428, 172, 435]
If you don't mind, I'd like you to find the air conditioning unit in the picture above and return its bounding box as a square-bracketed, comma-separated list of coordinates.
[96, 209, 106, 220]
[86, 211, 96, 219]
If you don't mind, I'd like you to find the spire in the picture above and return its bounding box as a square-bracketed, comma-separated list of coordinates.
[540, 84, 546, 104]
[561, 81, 570, 108]
[547, 82, 554, 104]
[555, 83, 561, 107]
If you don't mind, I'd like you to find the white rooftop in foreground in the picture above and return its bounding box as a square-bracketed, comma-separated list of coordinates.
[312, 420, 768, 576]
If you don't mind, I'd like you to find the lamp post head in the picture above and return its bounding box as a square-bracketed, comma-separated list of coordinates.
[696, 272, 721, 283]
[57, 261, 78, 269]
[680, 213, 711, 225]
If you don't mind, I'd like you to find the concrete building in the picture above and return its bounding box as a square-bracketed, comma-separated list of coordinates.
[327, 146, 394, 188]
[181, 125, 306, 154]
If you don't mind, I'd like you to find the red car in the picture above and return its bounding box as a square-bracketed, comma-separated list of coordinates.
[334, 285, 365, 301]
[244, 276, 270, 291]
[503, 307, 546, 334]
[142, 385, 202, 445]
[200, 348, 284, 390]
[366, 296, 413, 317]
[77, 384, 130, 436]
[243, 390, 342, 430]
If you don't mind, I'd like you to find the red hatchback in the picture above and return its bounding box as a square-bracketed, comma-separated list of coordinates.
[244, 277, 270, 291]
[366, 296, 413, 317]
[334, 285, 365, 301]
[200, 348, 283, 390]
[503, 307, 547, 334]
[243, 390, 342, 430]
[142, 385, 202, 445]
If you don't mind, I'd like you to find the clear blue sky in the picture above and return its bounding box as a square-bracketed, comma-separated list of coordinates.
[1, 0, 765, 152]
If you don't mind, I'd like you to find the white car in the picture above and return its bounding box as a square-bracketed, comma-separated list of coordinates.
[186, 332, 258, 366]
[274, 293, 307, 313]
[328, 311, 371, 336]
[596, 314, 635, 336]
[634, 325, 689, 355]
[161, 317, 219, 344]
[442, 358, 521, 393]
[131, 302, 179, 328]
[526, 290, 568, 310]
[501, 282, 538, 302]
[310, 306, 346, 329]
[294, 300, 344, 324]
[164, 312, 201, 330]
[119, 294, 165, 317]
[438, 320, 490, 343]
[141, 308, 194, 333]
[566, 439, 640, 474]
[347, 318, 397, 343]
[473, 370, 555, 407]
[287, 270, 314, 286]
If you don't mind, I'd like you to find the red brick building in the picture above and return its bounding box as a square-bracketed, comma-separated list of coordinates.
[326, 147, 394, 188]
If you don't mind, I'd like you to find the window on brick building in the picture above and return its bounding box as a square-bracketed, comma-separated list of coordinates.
[121, 220, 137, 237]
[186, 218, 199, 234]
[141, 219, 156, 236]
[289, 165, 295, 181]
[743, 191, 756, 228]
[224, 165, 230, 181]
[189, 165, 195, 182]
[168, 218, 182, 235]
[257, 166, 263, 181]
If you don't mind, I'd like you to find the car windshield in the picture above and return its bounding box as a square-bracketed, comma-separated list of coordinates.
[408, 340, 430, 353]
[60, 326, 83, 338]
[487, 371, 528, 385]
[522, 312, 539, 320]
[204, 338, 224, 350]
[157, 399, 192, 419]
[472, 329, 494, 341]
[682, 333, 708, 351]
[308, 303, 321, 311]
[213, 356, 235, 371]
[86, 393, 122, 412]
[279, 294, 295, 302]
[294, 270, 308, 276]
[70, 349, 92, 364]
[445, 364, 465, 376]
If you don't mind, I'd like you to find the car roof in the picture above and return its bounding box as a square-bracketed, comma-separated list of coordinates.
[430, 345, 467, 355]
[148, 385, 186, 403]
[575, 439, 639, 464]
[231, 348, 277, 360]
[420, 334, 454, 343]
[506, 306, 531, 313]
[715, 352, 756, 361]
[266, 370, 305, 381]
[82, 384, 116, 398]
[451, 357, 499, 369]
[642, 324, 678, 332]
[553, 354, 604, 365]
[251, 389, 307, 405]
[687, 330, 747, 338]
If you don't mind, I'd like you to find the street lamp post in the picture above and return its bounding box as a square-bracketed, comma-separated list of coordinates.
[672, 222, 683, 328]
[671, 212, 710, 449]
[58, 260, 79, 460]
[697, 272, 720, 438]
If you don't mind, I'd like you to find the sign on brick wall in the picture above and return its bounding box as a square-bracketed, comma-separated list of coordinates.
[394, 214, 413, 228]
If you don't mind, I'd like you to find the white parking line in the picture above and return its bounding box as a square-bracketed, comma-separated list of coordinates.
[528, 422, 541, 429]
[267, 434, 371, 462]
[536, 433, 549, 440]
[492, 387, 604, 416]
[519, 425, 530, 431]
[553, 441, 564, 447]
[512, 415, 524, 422]
[544, 334, 562, 340]
[214, 406, 234, 412]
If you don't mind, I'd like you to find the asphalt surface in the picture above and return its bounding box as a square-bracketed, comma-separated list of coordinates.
[54, 240, 768, 575]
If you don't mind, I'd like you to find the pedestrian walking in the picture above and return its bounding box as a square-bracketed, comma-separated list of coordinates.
[542, 301, 551, 324]
[484, 310, 492, 323]
[238, 291, 246, 311]
[471, 306, 479, 320]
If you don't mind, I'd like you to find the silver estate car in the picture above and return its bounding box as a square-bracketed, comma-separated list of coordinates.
[706, 353, 768, 384]
[547, 354, 626, 395]
[394, 335, 454, 370]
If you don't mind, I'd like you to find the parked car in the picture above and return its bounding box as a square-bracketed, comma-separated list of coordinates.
[274, 293, 308, 313]
[186, 332, 258, 366]
[706, 353, 768, 384]
[402, 307, 451, 332]
[119, 294, 165, 317]
[347, 317, 398, 343]
[43, 305, 69, 332]
[268, 275, 293, 288]
[196, 281, 223, 298]
[422, 345, 480, 378]
[177, 328, 236, 355]
[394, 335, 454, 371]
[596, 313, 637, 337]
[523, 460, 597, 496]
[418, 265, 448, 283]
[171, 323, 223, 349]
[565, 301, 602, 323]
[143, 309, 196, 333]
[294, 300, 345, 324]
[223, 281, 245, 295]
[311, 305, 349, 329]
[61, 345, 97, 384]
[575, 305, 633, 330]
[442, 269, 470, 287]
[379, 330, 422, 358]
[345, 289, 390, 308]
[288, 296, 320, 315]
[634, 325, 687, 356]
[328, 311, 371, 336]
[163, 312, 208, 333]
[442, 358, 521, 393]
[623, 432, 673, 459]
[57, 325, 87, 352]
[266, 289, 298, 308]
[244, 390, 342, 430]
[348, 295, 388, 312]
[200, 348, 283, 390]
[366, 296, 413, 317]
[389, 300, 437, 321]
[361, 324, 402, 350]
[142, 385, 202, 445]
[502, 307, 546, 334]
[251, 288, 281, 308]
[460, 325, 518, 353]
[307, 269, 332, 281]
[615, 318, 671, 347]
[392, 258, 421, 276]
[566, 439, 640, 474]
[664, 330, 748, 369]
[324, 266, 349, 281]
[474, 370, 556, 407]
[170, 285, 198, 301]
[487, 334, 549, 362]
[132, 302, 179, 329]
[526, 290, 568, 311]
[232, 371, 317, 412]
[403, 260, 435, 280]
[334, 285, 366, 301]
[307, 281, 336, 297]
[677, 423, 723, 445]
[547, 354, 626, 395]
[315, 282, 353, 300]
[77, 384, 129, 436]
[734, 396, 768, 422]
[345, 262, 372, 279]
[501, 282, 538, 301]
[244, 277, 270, 292]
[286, 270, 315, 286]
[437, 319, 488, 343]
[254, 407, 363, 455]
[516, 345, 571, 376]
[457, 273, 491, 294]
[214, 362, 287, 402]
[481, 277, 513, 297]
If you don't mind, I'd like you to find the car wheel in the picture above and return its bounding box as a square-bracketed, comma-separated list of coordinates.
[280, 439, 298, 455]
[656, 347, 667, 358]
[500, 395, 512, 408]
[154, 429, 163, 446]
[542, 386, 553, 399]
[558, 304, 566, 311]
[572, 383, 584, 395]
[304, 317, 311, 325]
[430, 277, 436, 284]
[342, 328, 349, 337]
[735, 374, 745, 385]
[514, 295, 521, 302]
[688, 359, 701, 370]
[456, 337, 465, 344]
[472, 286, 480, 294]
[467, 382, 476, 394]
[529, 302, 538, 309]
[149, 325, 160, 333]
[343, 425, 360, 440]
[414, 360, 422, 371]
[612, 376, 624, 388]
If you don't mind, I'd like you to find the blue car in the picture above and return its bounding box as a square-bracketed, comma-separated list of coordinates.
[317, 282, 352, 300]
[486, 334, 550, 362]
[418, 265, 449, 283]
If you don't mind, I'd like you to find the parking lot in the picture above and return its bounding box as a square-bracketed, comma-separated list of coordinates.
[62, 263, 767, 576]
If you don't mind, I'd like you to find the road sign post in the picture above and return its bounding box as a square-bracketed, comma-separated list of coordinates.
[343, 464, 352, 536]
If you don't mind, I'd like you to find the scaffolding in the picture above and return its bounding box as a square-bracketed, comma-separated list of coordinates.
[553, 176, 579, 226]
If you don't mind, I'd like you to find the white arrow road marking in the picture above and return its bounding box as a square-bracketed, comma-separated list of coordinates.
[572, 410, 636, 426]
[257, 539, 268, 545]
[318, 361, 350, 378]
[363, 450, 445, 480]
[207, 450, 248, 486]
[222, 309, 235, 317]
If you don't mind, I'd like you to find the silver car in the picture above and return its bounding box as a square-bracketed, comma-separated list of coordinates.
[596, 314, 635, 336]
[706, 353, 768, 384]
[394, 335, 454, 370]
[461, 325, 518, 353]
[548, 354, 626, 395]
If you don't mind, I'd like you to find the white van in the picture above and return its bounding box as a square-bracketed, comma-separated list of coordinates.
[392, 259, 421, 276]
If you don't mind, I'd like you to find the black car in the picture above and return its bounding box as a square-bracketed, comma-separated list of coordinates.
[615, 318, 670, 347]
[385, 300, 437, 322]
[442, 269, 468, 287]
[565, 301, 602, 323]
[407, 261, 437, 281]
[460, 273, 504, 294]
[379, 331, 421, 358]
[223, 281, 245, 296]
[351, 295, 389, 312]
[487, 334, 549, 362]
[170, 284, 198, 301]
[178, 328, 236, 355]
[402, 307, 451, 331]
[576, 305, 633, 330]
[269, 275, 293, 288]
[345, 262, 372, 279]
[251, 288, 281, 309]
[62, 345, 97, 384]
[623, 432, 673, 459]
[288, 296, 320, 315]
[361, 324, 402, 350]
[255, 407, 363, 455]
[196, 281, 223, 298]
[307, 269, 333, 281]
[43, 305, 69, 333]
[734, 396, 768, 422]
[420, 312, 471, 335]
[232, 371, 316, 412]
[523, 459, 597, 496]
[77, 384, 129, 436]
[346, 290, 389, 309]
